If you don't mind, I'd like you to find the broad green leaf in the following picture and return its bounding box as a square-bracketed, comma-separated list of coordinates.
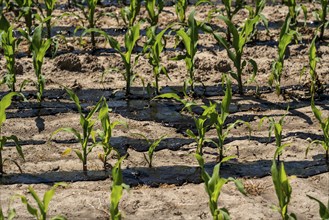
[0, 92, 19, 127]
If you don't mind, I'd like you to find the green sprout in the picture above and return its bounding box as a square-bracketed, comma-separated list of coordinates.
[0, 15, 19, 92]
[213, 16, 259, 95]
[110, 156, 129, 220]
[306, 99, 329, 162]
[269, 17, 296, 95]
[195, 153, 246, 219]
[271, 148, 297, 220]
[107, 23, 140, 96]
[307, 195, 329, 220]
[18, 183, 67, 220]
[95, 97, 123, 170]
[175, 0, 187, 23]
[0, 92, 24, 175]
[51, 88, 102, 171]
[259, 109, 290, 162]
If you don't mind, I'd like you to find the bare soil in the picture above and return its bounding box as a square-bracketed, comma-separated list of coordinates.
[0, 1, 329, 220]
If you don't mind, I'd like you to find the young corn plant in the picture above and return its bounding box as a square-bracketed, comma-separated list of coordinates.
[186, 103, 215, 155]
[175, 0, 187, 23]
[108, 23, 140, 96]
[195, 153, 246, 219]
[20, 25, 51, 102]
[145, 0, 163, 26]
[144, 27, 169, 95]
[0, 92, 24, 175]
[154, 92, 209, 155]
[220, 0, 245, 42]
[133, 133, 166, 168]
[31, 25, 51, 102]
[76, 0, 99, 49]
[269, 17, 296, 95]
[283, 0, 307, 28]
[13, 0, 34, 35]
[245, 0, 268, 39]
[51, 88, 102, 171]
[110, 156, 129, 220]
[42, 0, 57, 40]
[259, 110, 290, 162]
[0, 207, 16, 220]
[172, 11, 200, 93]
[208, 77, 250, 161]
[95, 97, 122, 170]
[18, 183, 67, 220]
[309, 36, 322, 97]
[306, 99, 329, 162]
[121, 0, 141, 27]
[314, 0, 329, 40]
[271, 148, 297, 220]
[213, 16, 259, 95]
[0, 15, 19, 92]
[307, 195, 329, 219]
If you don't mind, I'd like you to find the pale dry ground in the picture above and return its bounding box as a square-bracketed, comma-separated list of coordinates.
[1, 1, 329, 220]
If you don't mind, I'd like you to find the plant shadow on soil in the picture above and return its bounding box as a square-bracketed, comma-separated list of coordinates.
[2, 84, 329, 187]
[1, 158, 328, 186]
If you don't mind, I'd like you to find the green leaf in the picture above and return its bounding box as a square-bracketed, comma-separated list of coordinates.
[28, 186, 45, 215]
[65, 88, 82, 114]
[0, 92, 19, 127]
[307, 195, 329, 219]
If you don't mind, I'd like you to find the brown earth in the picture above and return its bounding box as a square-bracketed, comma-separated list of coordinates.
[0, 1, 329, 220]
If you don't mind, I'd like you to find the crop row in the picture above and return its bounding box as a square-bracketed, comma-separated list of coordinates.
[0, 0, 328, 97]
[1, 0, 329, 219]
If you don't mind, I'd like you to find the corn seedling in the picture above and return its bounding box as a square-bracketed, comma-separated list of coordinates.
[110, 156, 129, 220]
[314, 0, 329, 40]
[133, 133, 166, 168]
[144, 27, 170, 95]
[283, 0, 307, 28]
[20, 25, 51, 102]
[259, 110, 290, 162]
[0, 92, 24, 175]
[195, 154, 246, 219]
[51, 88, 102, 171]
[95, 97, 123, 170]
[309, 35, 322, 97]
[271, 148, 297, 220]
[39, 0, 57, 41]
[306, 99, 329, 162]
[172, 10, 204, 93]
[18, 183, 67, 220]
[0, 15, 19, 92]
[269, 17, 296, 95]
[245, 0, 268, 39]
[31, 25, 51, 102]
[213, 16, 259, 95]
[121, 0, 141, 27]
[154, 92, 210, 154]
[217, 0, 245, 42]
[145, 0, 163, 26]
[208, 77, 250, 161]
[107, 23, 140, 96]
[13, 0, 34, 35]
[0, 198, 16, 220]
[307, 195, 329, 219]
[68, 0, 99, 49]
[175, 0, 187, 23]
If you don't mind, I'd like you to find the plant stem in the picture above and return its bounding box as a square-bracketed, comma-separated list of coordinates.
[0, 150, 3, 175]
[126, 67, 131, 96]
[237, 72, 243, 95]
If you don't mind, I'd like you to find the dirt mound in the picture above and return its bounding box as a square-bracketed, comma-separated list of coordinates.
[55, 54, 82, 72]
